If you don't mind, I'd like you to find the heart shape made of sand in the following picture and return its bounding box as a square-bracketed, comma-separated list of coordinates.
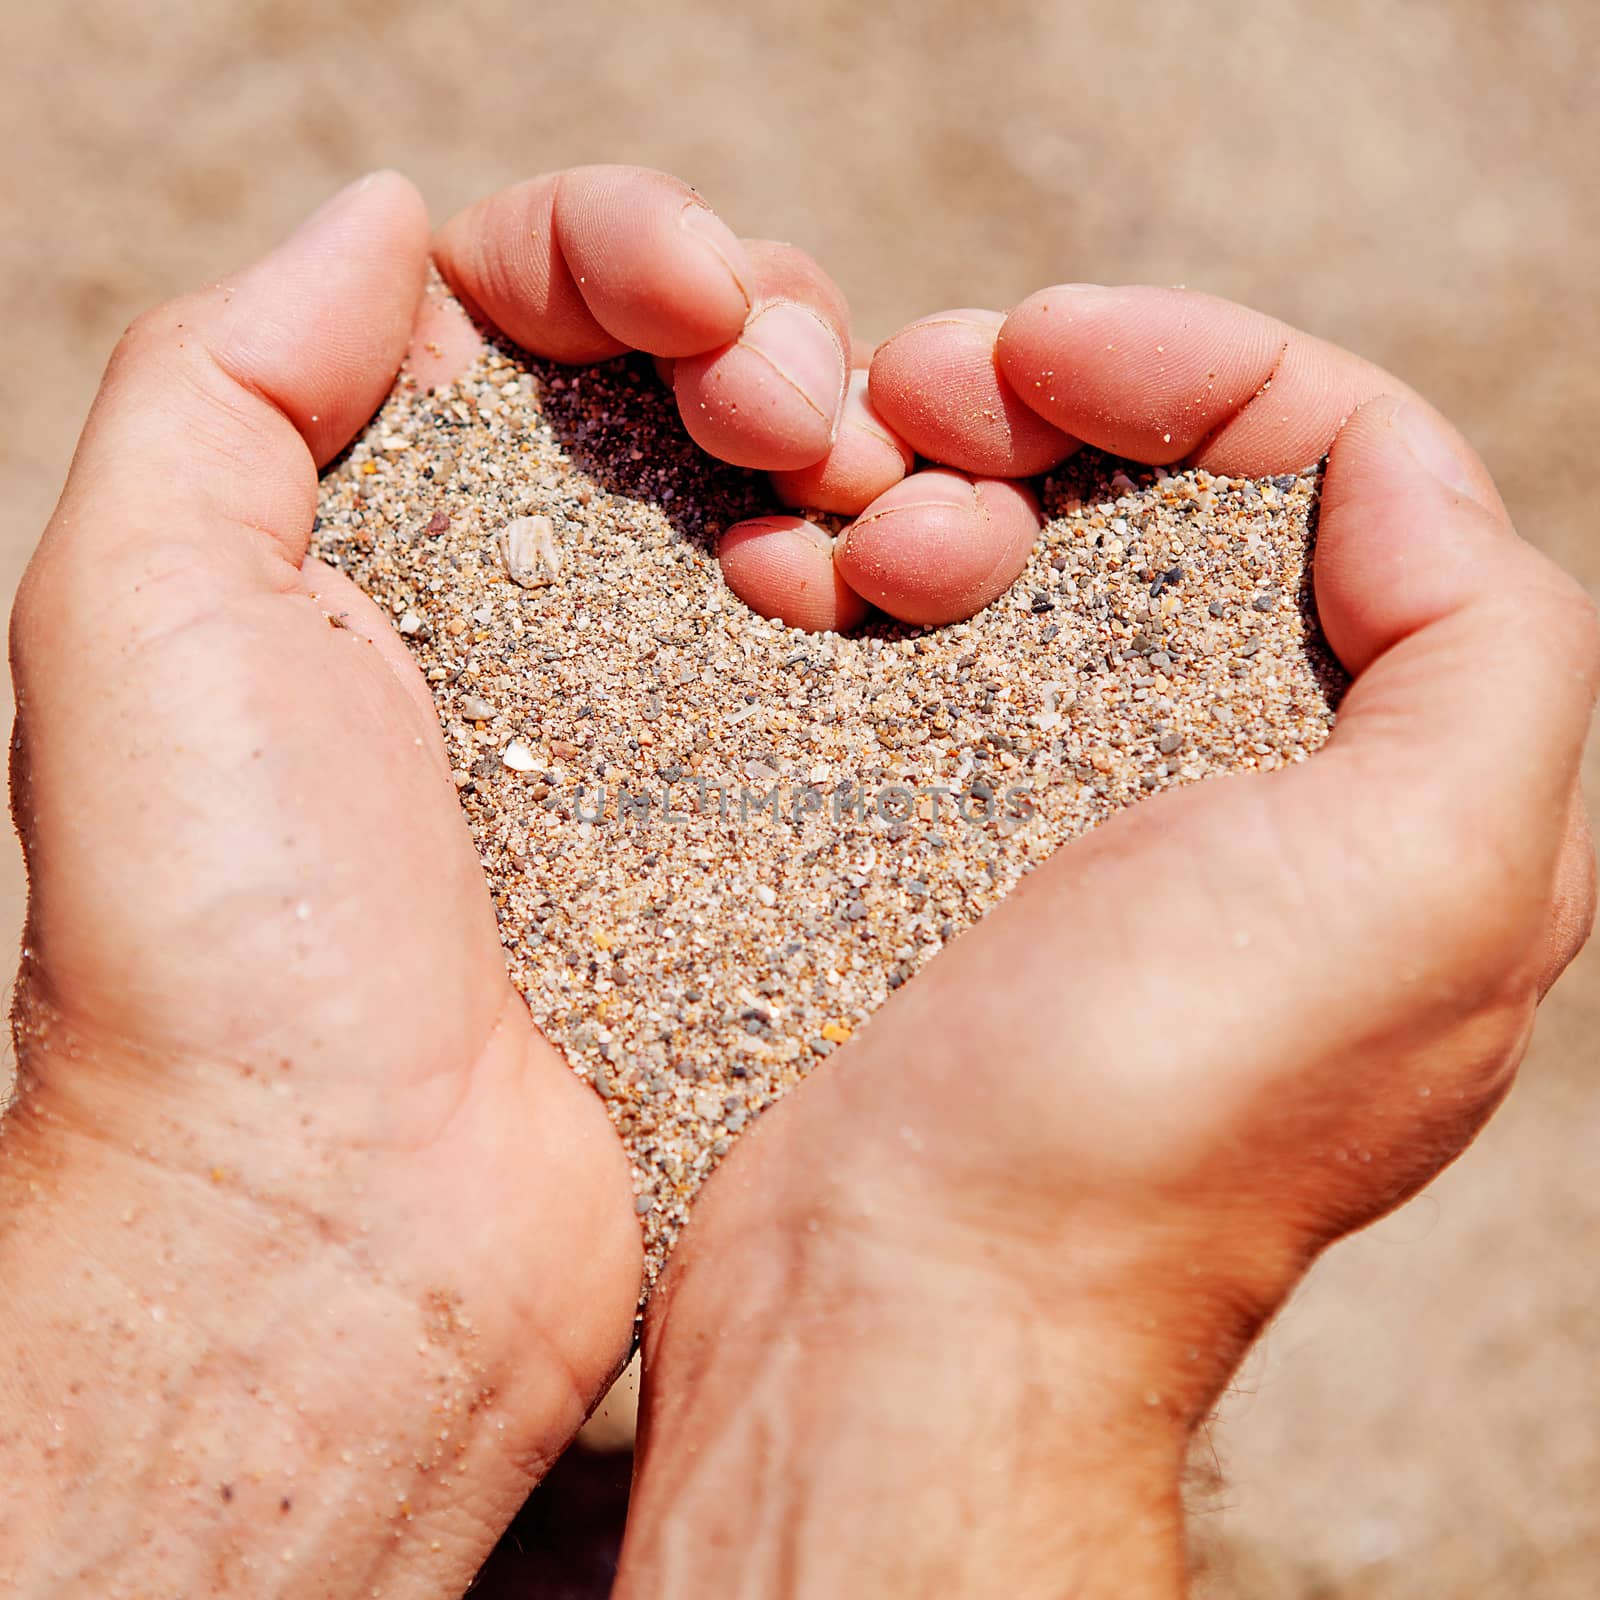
[314, 335, 1343, 1285]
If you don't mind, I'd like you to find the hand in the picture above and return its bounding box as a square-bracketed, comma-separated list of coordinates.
[430, 165, 923, 634]
[430, 168, 1048, 638]
[614, 291, 1599, 1597]
[0, 165, 867, 1593]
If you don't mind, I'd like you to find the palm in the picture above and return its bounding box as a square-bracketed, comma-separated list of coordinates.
[17, 563, 504, 1131]
[844, 764, 1527, 1253]
[10, 178, 642, 1436]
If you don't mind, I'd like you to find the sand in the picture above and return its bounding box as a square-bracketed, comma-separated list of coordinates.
[15, 10, 1600, 1588]
[312, 316, 1343, 1288]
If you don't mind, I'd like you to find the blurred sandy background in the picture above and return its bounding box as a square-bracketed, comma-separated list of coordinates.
[4, 0, 1598, 1592]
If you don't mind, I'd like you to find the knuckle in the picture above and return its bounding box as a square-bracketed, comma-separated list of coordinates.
[106, 293, 205, 385]
[1510, 555, 1600, 683]
[1544, 821, 1598, 985]
[1553, 570, 1600, 681]
[1377, 811, 1544, 994]
[1566, 844, 1598, 950]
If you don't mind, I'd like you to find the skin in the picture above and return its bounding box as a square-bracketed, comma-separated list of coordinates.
[2, 167, 1594, 1595]
[614, 309, 1600, 1596]
[0, 171, 649, 1597]
[0, 164, 876, 1596]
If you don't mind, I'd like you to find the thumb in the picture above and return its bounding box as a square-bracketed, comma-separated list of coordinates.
[10, 174, 433, 1020]
[15, 168, 429, 802]
[25, 170, 428, 642]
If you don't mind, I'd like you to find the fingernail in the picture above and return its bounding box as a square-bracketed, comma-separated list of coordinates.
[851, 470, 979, 524]
[680, 202, 752, 310]
[1016, 283, 1118, 319]
[741, 302, 847, 427]
[1391, 399, 1480, 500]
[729, 514, 834, 553]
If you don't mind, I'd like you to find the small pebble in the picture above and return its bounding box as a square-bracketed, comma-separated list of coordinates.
[499, 515, 562, 588]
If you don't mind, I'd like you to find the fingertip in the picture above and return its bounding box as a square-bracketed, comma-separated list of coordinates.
[996, 285, 1394, 475]
[222, 170, 432, 465]
[433, 175, 628, 364]
[348, 169, 432, 259]
[677, 199, 757, 324]
[719, 516, 871, 634]
[770, 370, 914, 514]
[834, 469, 1042, 626]
[675, 301, 847, 471]
[55, 170, 436, 583]
[403, 282, 485, 391]
[555, 166, 753, 356]
[1315, 396, 1511, 674]
[869, 309, 1077, 479]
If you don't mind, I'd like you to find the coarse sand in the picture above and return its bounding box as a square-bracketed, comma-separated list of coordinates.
[313, 315, 1344, 1289]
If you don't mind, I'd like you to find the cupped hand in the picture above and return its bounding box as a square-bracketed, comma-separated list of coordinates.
[0, 164, 871, 1594]
[616, 294, 1599, 1597]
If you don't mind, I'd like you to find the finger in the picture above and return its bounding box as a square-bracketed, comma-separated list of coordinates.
[10, 174, 436, 1001]
[770, 369, 914, 514]
[434, 165, 752, 363]
[403, 274, 487, 391]
[29, 171, 428, 604]
[718, 516, 871, 633]
[868, 309, 1078, 477]
[433, 173, 624, 364]
[833, 470, 1042, 627]
[995, 285, 1503, 504]
[673, 239, 851, 471]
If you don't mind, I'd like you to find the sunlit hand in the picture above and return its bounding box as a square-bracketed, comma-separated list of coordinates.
[0, 164, 864, 1595]
[616, 292, 1599, 1598]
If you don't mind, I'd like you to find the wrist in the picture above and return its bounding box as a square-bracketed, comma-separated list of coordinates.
[681, 1078, 1301, 1437]
[0, 992, 641, 1595]
[619, 1133, 1196, 1600]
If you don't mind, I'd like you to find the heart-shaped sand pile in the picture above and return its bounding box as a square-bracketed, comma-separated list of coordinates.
[314, 337, 1343, 1285]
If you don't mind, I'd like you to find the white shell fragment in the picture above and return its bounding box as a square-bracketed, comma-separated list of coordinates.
[501, 740, 539, 772]
[499, 515, 561, 588]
